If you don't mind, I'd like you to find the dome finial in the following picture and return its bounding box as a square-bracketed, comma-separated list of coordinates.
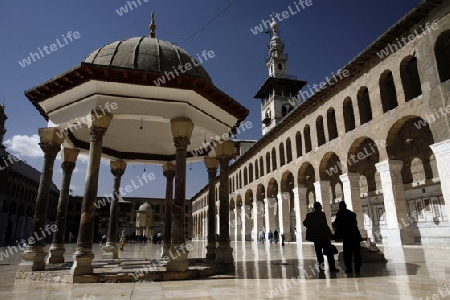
[149, 12, 157, 38]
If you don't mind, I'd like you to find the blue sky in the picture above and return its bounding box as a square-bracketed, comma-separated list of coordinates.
[0, 0, 421, 199]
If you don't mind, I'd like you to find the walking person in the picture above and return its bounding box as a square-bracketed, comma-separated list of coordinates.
[274, 229, 279, 243]
[68, 232, 74, 243]
[259, 229, 265, 243]
[303, 202, 340, 272]
[268, 230, 273, 243]
[281, 233, 285, 246]
[119, 229, 127, 250]
[332, 201, 362, 275]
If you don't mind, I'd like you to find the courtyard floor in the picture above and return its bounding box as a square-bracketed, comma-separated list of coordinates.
[0, 241, 449, 299]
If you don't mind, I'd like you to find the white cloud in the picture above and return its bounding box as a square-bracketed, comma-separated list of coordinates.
[4, 134, 109, 165]
[4, 134, 43, 158]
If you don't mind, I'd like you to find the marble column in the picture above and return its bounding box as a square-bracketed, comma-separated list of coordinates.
[375, 160, 414, 245]
[19, 128, 64, 271]
[205, 157, 219, 261]
[48, 148, 80, 263]
[264, 198, 276, 233]
[102, 160, 127, 259]
[297, 185, 308, 242]
[242, 205, 252, 241]
[162, 163, 176, 257]
[166, 118, 193, 272]
[71, 112, 112, 276]
[252, 200, 264, 241]
[229, 210, 235, 241]
[292, 187, 301, 242]
[314, 180, 331, 221]
[277, 192, 291, 241]
[430, 140, 450, 220]
[339, 172, 367, 237]
[234, 207, 242, 241]
[215, 140, 234, 264]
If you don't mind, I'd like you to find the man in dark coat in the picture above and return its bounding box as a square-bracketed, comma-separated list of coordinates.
[332, 201, 362, 274]
[303, 202, 339, 272]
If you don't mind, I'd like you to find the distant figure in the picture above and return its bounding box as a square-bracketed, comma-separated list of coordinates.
[303, 202, 339, 272]
[258, 229, 265, 243]
[68, 232, 74, 243]
[333, 201, 362, 274]
[274, 229, 279, 243]
[281, 233, 285, 246]
[119, 230, 127, 250]
[101, 234, 107, 245]
[268, 230, 273, 243]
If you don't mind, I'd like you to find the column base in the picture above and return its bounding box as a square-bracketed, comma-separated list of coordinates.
[215, 243, 233, 264]
[161, 244, 170, 258]
[102, 242, 118, 259]
[47, 244, 65, 264]
[18, 246, 47, 271]
[165, 244, 189, 271]
[205, 243, 216, 261]
[71, 248, 94, 275]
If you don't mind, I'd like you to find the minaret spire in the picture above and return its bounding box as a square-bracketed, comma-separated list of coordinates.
[149, 12, 157, 38]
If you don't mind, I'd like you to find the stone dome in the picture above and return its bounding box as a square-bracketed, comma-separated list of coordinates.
[138, 202, 153, 212]
[84, 37, 212, 84]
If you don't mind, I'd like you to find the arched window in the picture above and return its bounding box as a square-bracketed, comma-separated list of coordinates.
[260, 157, 264, 177]
[279, 143, 286, 166]
[304, 125, 312, 153]
[435, 31, 450, 82]
[286, 138, 293, 163]
[271, 148, 277, 170]
[239, 171, 242, 189]
[343, 97, 356, 132]
[400, 56, 422, 101]
[266, 152, 271, 174]
[357, 87, 372, 124]
[278, 63, 283, 71]
[380, 70, 398, 112]
[327, 108, 338, 140]
[244, 167, 248, 186]
[296, 131, 302, 158]
[255, 160, 259, 180]
[249, 163, 254, 183]
[316, 116, 326, 146]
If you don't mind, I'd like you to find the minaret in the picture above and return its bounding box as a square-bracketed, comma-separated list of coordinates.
[254, 15, 306, 135]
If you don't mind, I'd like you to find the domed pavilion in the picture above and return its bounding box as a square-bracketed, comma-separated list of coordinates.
[21, 14, 248, 277]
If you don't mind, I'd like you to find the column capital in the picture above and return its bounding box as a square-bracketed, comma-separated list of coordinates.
[173, 136, 190, 149]
[90, 126, 108, 142]
[38, 127, 64, 158]
[61, 148, 80, 164]
[375, 159, 403, 173]
[204, 157, 219, 171]
[110, 160, 127, 177]
[339, 172, 360, 183]
[162, 163, 176, 179]
[430, 140, 450, 157]
[313, 180, 330, 189]
[39, 142, 61, 158]
[61, 161, 76, 173]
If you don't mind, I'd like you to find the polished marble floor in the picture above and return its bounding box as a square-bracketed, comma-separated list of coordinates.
[1, 241, 449, 299]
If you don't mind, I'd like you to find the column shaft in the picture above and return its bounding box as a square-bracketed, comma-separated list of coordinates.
[340, 173, 366, 237]
[48, 159, 77, 263]
[162, 164, 175, 257]
[375, 160, 414, 245]
[103, 160, 126, 259]
[20, 139, 61, 271]
[72, 124, 109, 276]
[314, 180, 331, 221]
[206, 167, 218, 260]
[215, 156, 234, 264]
[277, 192, 291, 241]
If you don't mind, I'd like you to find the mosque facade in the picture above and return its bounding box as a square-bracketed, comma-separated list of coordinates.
[191, 0, 450, 246]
